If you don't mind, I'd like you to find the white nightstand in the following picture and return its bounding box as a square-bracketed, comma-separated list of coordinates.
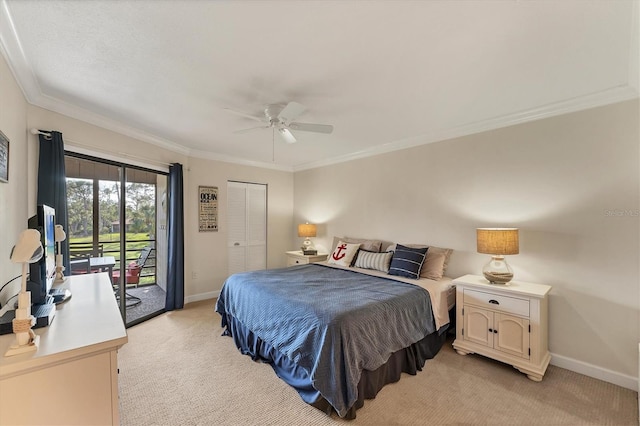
[285, 251, 328, 267]
[452, 274, 551, 381]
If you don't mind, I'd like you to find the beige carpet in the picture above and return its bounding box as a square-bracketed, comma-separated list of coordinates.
[118, 300, 638, 425]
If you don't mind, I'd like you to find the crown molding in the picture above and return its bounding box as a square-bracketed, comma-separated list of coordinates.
[293, 85, 639, 172]
[32, 92, 191, 156]
[0, 0, 190, 157]
[188, 148, 294, 172]
[0, 0, 41, 102]
[2, 0, 637, 174]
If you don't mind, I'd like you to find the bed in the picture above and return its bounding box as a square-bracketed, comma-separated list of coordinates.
[215, 240, 455, 419]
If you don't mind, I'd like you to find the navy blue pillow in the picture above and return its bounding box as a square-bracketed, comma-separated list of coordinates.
[388, 244, 428, 279]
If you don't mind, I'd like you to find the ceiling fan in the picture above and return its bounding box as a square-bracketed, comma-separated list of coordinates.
[225, 102, 333, 144]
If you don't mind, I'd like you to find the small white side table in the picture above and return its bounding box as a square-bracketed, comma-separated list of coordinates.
[452, 274, 551, 381]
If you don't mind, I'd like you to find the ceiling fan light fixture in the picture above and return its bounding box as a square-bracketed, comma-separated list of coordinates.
[278, 128, 297, 144]
[225, 101, 332, 143]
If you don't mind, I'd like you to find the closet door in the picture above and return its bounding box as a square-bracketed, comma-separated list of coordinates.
[227, 181, 267, 276]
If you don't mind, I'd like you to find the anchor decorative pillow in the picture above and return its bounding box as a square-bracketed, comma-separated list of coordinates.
[327, 241, 361, 267]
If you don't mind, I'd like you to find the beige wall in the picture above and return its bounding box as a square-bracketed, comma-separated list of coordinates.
[0, 50, 29, 304]
[187, 158, 293, 299]
[294, 100, 640, 386]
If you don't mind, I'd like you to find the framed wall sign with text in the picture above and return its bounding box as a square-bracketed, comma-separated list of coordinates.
[198, 185, 218, 232]
[0, 131, 9, 183]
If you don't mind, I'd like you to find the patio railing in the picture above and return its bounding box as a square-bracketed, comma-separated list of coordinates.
[69, 239, 156, 285]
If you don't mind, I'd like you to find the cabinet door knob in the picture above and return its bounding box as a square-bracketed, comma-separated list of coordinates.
[489, 328, 493, 333]
[489, 299, 499, 305]
[234, 242, 240, 246]
[493, 329, 498, 334]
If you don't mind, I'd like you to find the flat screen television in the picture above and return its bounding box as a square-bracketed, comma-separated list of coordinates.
[27, 204, 56, 305]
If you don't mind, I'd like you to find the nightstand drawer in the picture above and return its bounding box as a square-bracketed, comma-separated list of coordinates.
[463, 288, 530, 317]
[287, 257, 309, 266]
[285, 251, 328, 267]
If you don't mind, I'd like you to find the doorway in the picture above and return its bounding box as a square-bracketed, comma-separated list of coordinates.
[64, 153, 168, 327]
[227, 181, 267, 275]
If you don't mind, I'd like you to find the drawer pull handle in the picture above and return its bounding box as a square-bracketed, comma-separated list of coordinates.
[489, 299, 499, 305]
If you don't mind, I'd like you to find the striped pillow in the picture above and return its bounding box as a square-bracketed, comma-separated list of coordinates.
[388, 244, 428, 279]
[354, 250, 393, 272]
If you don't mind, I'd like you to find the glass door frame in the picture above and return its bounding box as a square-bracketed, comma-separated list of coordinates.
[64, 151, 168, 323]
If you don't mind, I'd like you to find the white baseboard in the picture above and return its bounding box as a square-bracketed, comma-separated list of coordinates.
[185, 290, 220, 305]
[550, 352, 638, 391]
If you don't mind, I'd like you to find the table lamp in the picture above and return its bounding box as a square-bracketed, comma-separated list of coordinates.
[298, 223, 317, 255]
[477, 228, 519, 284]
[5, 229, 43, 356]
[54, 224, 66, 283]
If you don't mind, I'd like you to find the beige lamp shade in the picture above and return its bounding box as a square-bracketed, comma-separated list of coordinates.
[477, 228, 519, 255]
[298, 223, 317, 238]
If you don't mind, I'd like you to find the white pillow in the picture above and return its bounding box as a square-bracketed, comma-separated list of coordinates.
[327, 241, 361, 267]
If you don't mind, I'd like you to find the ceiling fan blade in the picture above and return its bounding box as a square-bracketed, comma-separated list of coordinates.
[278, 102, 306, 123]
[223, 108, 265, 122]
[288, 122, 334, 134]
[234, 125, 269, 134]
[278, 128, 297, 144]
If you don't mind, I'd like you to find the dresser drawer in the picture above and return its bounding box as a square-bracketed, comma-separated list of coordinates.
[463, 288, 530, 317]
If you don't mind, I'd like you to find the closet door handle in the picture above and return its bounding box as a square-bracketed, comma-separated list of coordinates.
[488, 299, 499, 305]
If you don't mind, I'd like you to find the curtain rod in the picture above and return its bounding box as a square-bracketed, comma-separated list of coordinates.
[29, 128, 173, 167]
[116, 152, 173, 167]
[30, 128, 51, 140]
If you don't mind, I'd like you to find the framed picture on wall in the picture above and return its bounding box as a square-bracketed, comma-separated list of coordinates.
[0, 131, 8, 183]
[198, 185, 218, 232]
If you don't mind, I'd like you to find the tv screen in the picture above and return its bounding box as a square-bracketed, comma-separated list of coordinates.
[27, 204, 56, 305]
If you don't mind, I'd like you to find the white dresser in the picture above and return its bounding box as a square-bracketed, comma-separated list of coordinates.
[0, 273, 128, 425]
[452, 274, 551, 381]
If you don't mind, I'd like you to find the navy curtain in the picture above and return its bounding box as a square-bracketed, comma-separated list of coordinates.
[37, 131, 70, 274]
[165, 163, 184, 311]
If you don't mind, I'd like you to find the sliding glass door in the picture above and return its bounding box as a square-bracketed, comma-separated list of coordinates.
[65, 153, 168, 326]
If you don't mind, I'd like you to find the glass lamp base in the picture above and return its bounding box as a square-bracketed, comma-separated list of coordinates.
[482, 255, 514, 284]
[301, 238, 316, 254]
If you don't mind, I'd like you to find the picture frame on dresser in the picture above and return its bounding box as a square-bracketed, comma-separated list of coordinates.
[0, 130, 9, 183]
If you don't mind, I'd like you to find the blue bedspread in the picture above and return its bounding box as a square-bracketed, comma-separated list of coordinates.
[215, 264, 436, 418]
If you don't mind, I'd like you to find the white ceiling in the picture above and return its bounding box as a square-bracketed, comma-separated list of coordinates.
[1, 0, 638, 171]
